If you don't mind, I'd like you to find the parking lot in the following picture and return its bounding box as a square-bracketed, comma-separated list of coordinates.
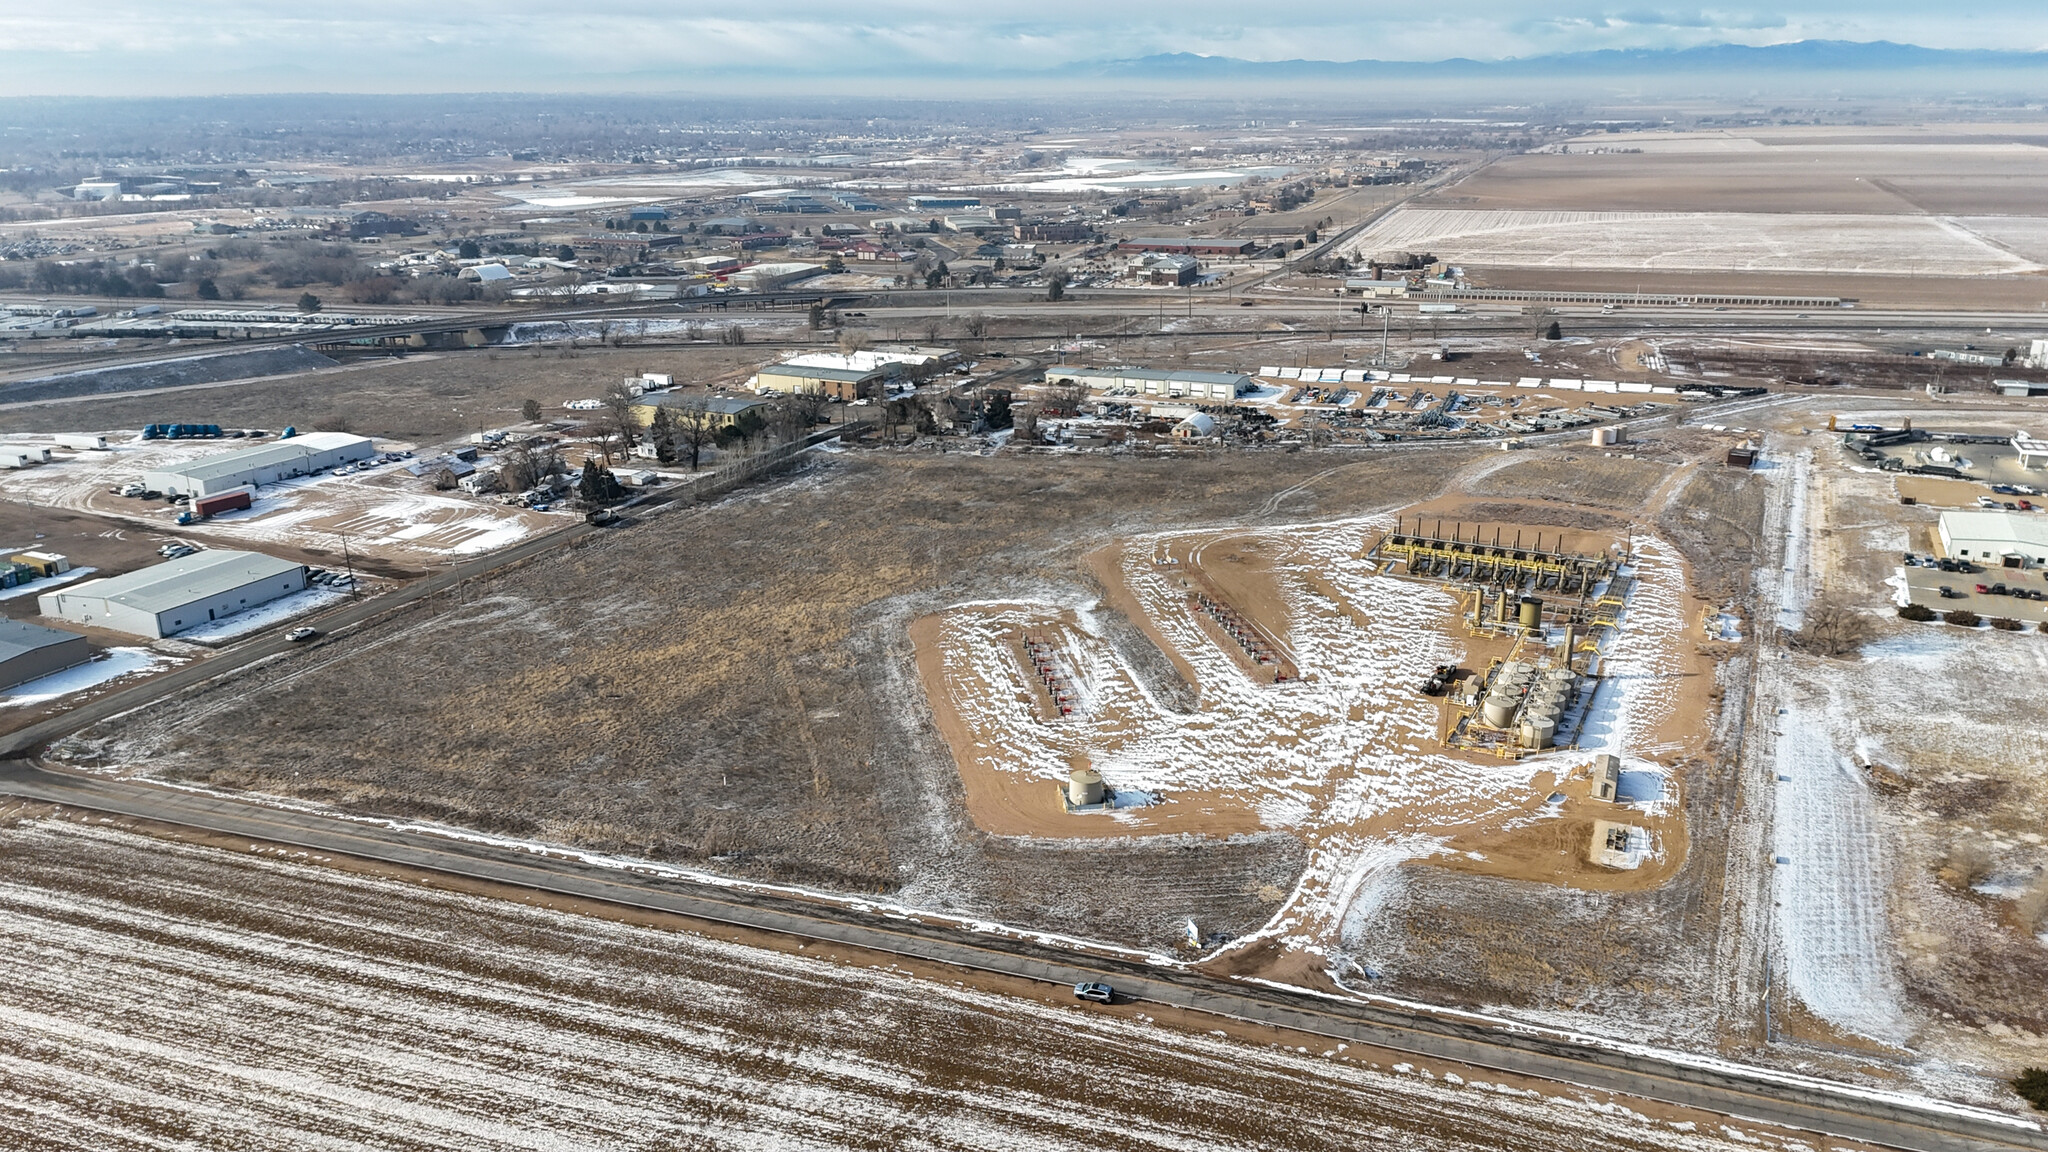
[1900, 557, 2048, 623]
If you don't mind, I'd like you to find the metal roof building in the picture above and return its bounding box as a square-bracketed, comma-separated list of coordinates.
[1043, 366, 1255, 402]
[631, 393, 772, 428]
[1117, 238, 1258, 256]
[751, 363, 887, 401]
[0, 619, 93, 692]
[39, 550, 307, 638]
[1938, 509, 2048, 568]
[142, 433, 375, 498]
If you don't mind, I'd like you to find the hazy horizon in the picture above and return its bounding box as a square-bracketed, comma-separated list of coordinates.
[4, 2, 2047, 97]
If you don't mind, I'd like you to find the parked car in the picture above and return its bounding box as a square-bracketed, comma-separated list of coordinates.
[1072, 981, 1114, 1004]
[285, 627, 319, 642]
[1976, 584, 1991, 594]
[1939, 586, 1963, 599]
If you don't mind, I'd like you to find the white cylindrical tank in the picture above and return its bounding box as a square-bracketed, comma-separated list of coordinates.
[1519, 717, 1556, 749]
[1067, 768, 1105, 807]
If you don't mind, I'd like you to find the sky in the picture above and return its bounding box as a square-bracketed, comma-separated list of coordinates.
[1, 1, 2045, 95]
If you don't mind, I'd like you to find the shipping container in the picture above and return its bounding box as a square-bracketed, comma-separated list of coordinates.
[192, 488, 254, 517]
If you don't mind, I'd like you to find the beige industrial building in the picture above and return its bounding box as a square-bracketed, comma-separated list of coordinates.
[1937, 509, 2048, 567]
[752, 363, 888, 401]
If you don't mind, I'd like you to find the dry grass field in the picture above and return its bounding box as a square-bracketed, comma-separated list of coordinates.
[0, 810, 1873, 1152]
[0, 343, 802, 445]
[64, 446, 1483, 950]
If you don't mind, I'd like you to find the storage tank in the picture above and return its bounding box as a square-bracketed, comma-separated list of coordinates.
[1482, 689, 1521, 729]
[1066, 767, 1105, 807]
[1518, 597, 1543, 632]
[1519, 716, 1556, 749]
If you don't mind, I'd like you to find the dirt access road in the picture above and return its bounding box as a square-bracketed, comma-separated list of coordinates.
[0, 760, 2035, 1152]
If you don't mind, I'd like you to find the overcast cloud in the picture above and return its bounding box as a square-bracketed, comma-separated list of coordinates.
[1, 1, 2044, 95]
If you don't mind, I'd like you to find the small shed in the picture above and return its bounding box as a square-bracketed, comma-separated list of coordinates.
[1726, 444, 1758, 468]
[1592, 753, 1622, 802]
[1172, 412, 1218, 439]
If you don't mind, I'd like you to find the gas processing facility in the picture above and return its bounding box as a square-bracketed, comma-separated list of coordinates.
[1371, 517, 1632, 759]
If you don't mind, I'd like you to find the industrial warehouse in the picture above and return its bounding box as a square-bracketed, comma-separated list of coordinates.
[1042, 366, 1257, 402]
[1937, 508, 2048, 567]
[142, 432, 376, 497]
[0, 620, 94, 692]
[38, 550, 308, 638]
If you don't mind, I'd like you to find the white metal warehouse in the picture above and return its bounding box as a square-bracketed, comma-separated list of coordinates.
[142, 432, 375, 497]
[1042, 366, 1255, 402]
[38, 550, 307, 638]
[1937, 509, 2048, 568]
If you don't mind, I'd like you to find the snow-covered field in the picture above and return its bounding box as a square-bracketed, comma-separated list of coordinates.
[0, 816, 1864, 1151]
[1753, 436, 1910, 1044]
[1344, 209, 2046, 275]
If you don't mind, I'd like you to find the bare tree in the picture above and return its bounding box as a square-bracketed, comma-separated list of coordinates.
[770, 392, 827, 441]
[922, 320, 943, 344]
[497, 442, 564, 493]
[1791, 598, 1876, 658]
[962, 312, 988, 346]
[1046, 380, 1090, 415]
[670, 396, 721, 471]
[600, 381, 641, 461]
[838, 329, 871, 355]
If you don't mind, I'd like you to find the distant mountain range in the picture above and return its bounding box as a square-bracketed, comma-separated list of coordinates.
[1068, 41, 2048, 80]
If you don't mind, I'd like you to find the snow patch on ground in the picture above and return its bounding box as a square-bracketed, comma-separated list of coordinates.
[2, 648, 169, 707]
[0, 567, 96, 602]
[174, 586, 354, 644]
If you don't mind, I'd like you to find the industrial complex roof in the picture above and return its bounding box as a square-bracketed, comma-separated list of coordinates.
[641, 394, 771, 415]
[63, 550, 303, 615]
[758, 364, 882, 382]
[0, 619, 83, 662]
[1940, 509, 2048, 549]
[1050, 366, 1254, 386]
[154, 432, 372, 485]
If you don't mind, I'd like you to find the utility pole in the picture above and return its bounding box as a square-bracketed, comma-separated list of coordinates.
[337, 532, 360, 599]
